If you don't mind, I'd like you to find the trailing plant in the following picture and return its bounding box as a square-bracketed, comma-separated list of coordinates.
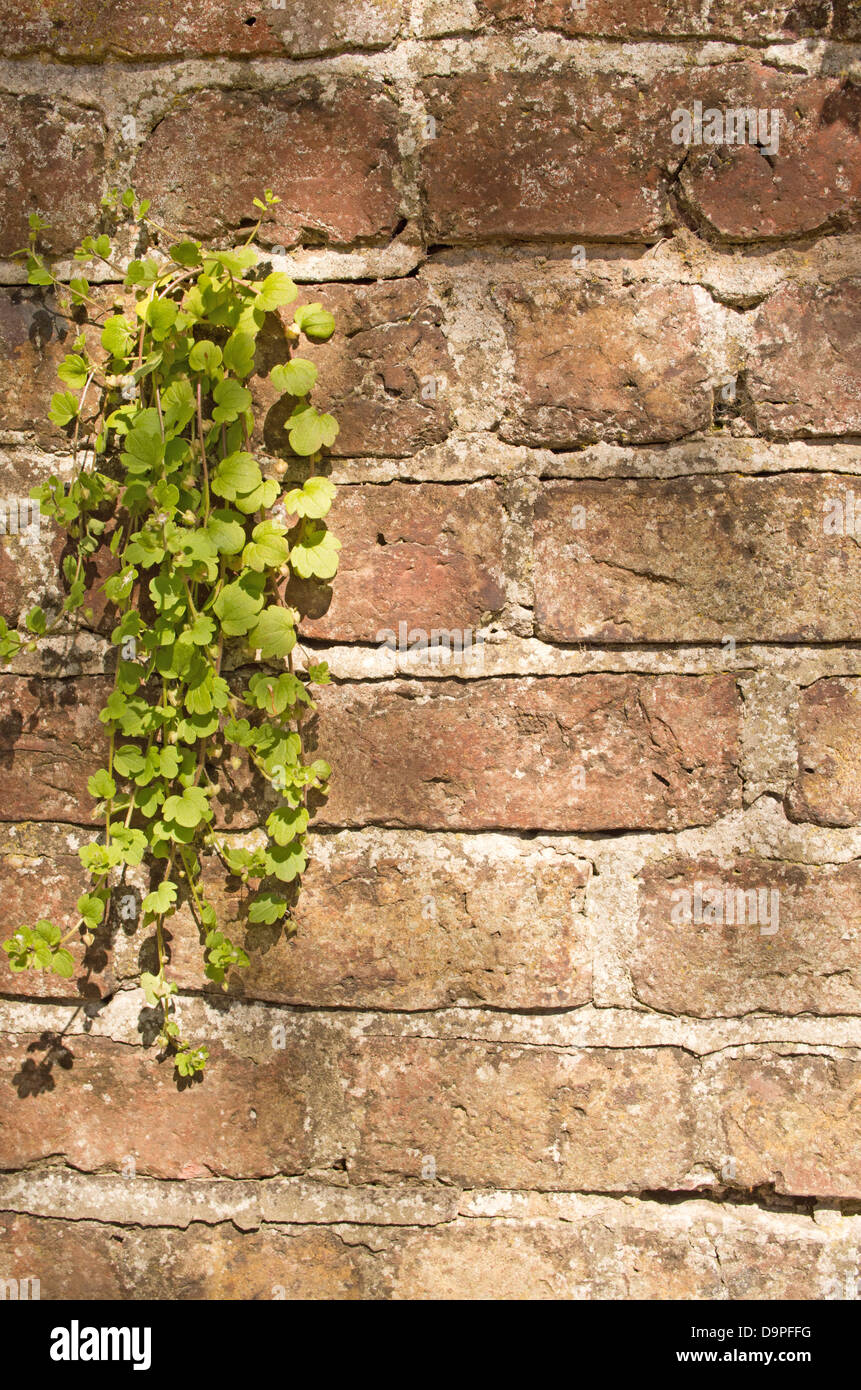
[0, 187, 341, 1077]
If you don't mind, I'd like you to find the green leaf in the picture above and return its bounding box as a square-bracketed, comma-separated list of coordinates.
[77, 893, 106, 929]
[242, 519, 289, 572]
[206, 509, 246, 555]
[211, 452, 262, 501]
[284, 475, 336, 519]
[270, 358, 317, 397]
[145, 297, 178, 340]
[267, 804, 309, 845]
[189, 339, 223, 374]
[293, 302, 336, 341]
[256, 272, 297, 311]
[101, 316, 133, 359]
[287, 402, 339, 457]
[25, 605, 47, 635]
[266, 841, 307, 883]
[223, 331, 256, 378]
[169, 240, 202, 268]
[142, 880, 178, 916]
[247, 605, 296, 658]
[51, 949, 75, 979]
[87, 768, 117, 800]
[57, 353, 90, 389]
[212, 574, 265, 636]
[48, 391, 78, 427]
[248, 893, 289, 924]
[290, 524, 341, 581]
[212, 378, 252, 425]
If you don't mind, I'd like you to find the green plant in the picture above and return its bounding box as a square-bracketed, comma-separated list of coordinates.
[0, 188, 341, 1077]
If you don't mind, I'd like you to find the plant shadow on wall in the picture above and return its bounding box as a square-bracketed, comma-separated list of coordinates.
[0, 188, 342, 1086]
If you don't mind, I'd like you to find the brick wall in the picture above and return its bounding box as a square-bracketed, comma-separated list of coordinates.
[1, 0, 861, 1300]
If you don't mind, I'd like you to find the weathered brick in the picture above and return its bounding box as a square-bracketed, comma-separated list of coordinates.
[750, 280, 861, 437]
[0, 676, 110, 824]
[495, 281, 712, 447]
[317, 675, 742, 830]
[256, 279, 454, 458]
[676, 71, 861, 241]
[341, 1038, 699, 1190]
[0, 1033, 311, 1178]
[132, 83, 402, 246]
[0, 673, 742, 831]
[0, 95, 105, 258]
[3, 1199, 857, 1300]
[634, 855, 861, 1017]
[0, 1213, 368, 1299]
[710, 1050, 861, 1198]
[167, 838, 592, 1009]
[788, 678, 861, 827]
[533, 476, 861, 643]
[1, 1, 408, 58]
[479, 0, 840, 41]
[385, 1201, 859, 1300]
[0, 0, 283, 57]
[0, 830, 117, 1001]
[421, 73, 678, 243]
[421, 67, 860, 243]
[286, 481, 506, 640]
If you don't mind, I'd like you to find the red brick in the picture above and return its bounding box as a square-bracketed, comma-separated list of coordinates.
[533, 476, 861, 643]
[479, 0, 839, 41]
[788, 678, 861, 827]
[133, 83, 402, 246]
[167, 840, 592, 1009]
[0, 830, 116, 1001]
[0, 95, 105, 257]
[286, 481, 506, 640]
[256, 279, 454, 458]
[2, 0, 408, 58]
[315, 675, 742, 830]
[421, 72, 678, 243]
[750, 280, 861, 438]
[0, 1212, 368, 1299]
[634, 855, 861, 1017]
[676, 73, 861, 242]
[496, 280, 711, 447]
[712, 1050, 861, 1198]
[421, 67, 860, 244]
[0, 1033, 311, 1178]
[341, 1037, 698, 1190]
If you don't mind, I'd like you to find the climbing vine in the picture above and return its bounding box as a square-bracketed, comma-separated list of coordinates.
[0, 188, 340, 1077]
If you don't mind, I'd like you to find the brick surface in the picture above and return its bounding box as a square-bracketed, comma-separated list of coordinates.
[788, 678, 861, 827]
[710, 1050, 861, 1198]
[0, 674, 742, 831]
[533, 476, 861, 643]
[3, 1200, 857, 1299]
[0, 1213, 367, 1299]
[479, 0, 840, 40]
[132, 83, 402, 246]
[0, 830, 117, 1001]
[495, 280, 712, 447]
[257, 279, 454, 458]
[0, 1033, 311, 1178]
[0, 95, 105, 257]
[286, 481, 506, 640]
[315, 675, 742, 830]
[750, 280, 861, 437]
[341, 1038, 698, 1189]
[1, 0, 407, 59]
[168, 839, 592, 1009]
[634, 855, 861, 1017]
[421, 68, 861, 244]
